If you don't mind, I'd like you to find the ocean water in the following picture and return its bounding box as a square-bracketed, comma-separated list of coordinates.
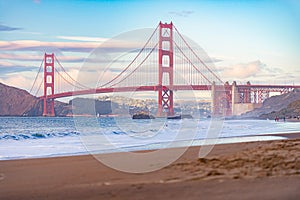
[0, 117, 299, 160]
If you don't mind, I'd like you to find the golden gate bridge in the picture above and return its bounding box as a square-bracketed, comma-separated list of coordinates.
[29, 22, 300, 117]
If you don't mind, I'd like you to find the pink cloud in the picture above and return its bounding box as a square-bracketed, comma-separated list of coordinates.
[0, 75, 33, 92]
[0, 53, 85, 63]
[0, 39, 143, 53]
[0, 40, 99, 52]
[0, 60, 15, 67]
[217, 60, 299, 84]
[221, 60, 264, 79]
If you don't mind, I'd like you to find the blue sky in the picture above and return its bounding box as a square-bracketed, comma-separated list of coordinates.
[0, 0, 300, 95]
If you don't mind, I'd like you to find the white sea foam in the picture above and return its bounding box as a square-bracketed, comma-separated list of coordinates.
[0, 117, 299, 160]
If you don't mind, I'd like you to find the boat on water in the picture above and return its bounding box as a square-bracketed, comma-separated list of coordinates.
[132, 112, 155, 119]
[167, 114, 193, 120]
[167, 115, 182, 119]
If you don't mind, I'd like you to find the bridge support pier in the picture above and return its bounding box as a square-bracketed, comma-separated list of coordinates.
[211, 82, 232, 116]
[43, 53, 55, 117]
[231, 82, 263, 116]
[157, 22, 174, 116]
[231, 81, 239, 115]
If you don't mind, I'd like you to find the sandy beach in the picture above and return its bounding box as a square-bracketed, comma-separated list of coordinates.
[1, 134, 300, 200]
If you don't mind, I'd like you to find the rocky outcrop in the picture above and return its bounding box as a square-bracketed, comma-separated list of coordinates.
[0, 82, 71, 116]
[260, 100, 300, 120]
[241, 89, 300, 118]
[0, 82, 40, 116]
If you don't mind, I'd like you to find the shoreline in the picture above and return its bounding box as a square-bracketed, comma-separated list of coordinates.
[1, 134, 299, 199]
[1, 131, 300, 162]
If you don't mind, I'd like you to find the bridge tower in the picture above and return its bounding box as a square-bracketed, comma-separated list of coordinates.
[157, 22, 174, 116]
[43, 53, 55, 116]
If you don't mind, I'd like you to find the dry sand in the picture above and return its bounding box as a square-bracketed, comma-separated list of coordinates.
[0, 134, 300, 200]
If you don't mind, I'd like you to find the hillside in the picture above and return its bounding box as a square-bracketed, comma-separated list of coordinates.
[241, 89, 300, 119]
[70, 98, 118, 116]
[0, 82, 125, 116]
[260, 100, 300, 119]
[0, 82, 40, 116]
[0, 82, 70, 116]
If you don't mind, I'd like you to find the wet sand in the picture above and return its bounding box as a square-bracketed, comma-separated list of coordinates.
[0, 133, 300, 200]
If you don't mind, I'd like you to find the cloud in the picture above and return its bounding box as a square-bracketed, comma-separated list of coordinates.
[0, 60, 37, 71]
[0, 60, 15, 67]
[0, 39, 144, 53]
[0, 53, 85, 63]
[0, 63, 37, 75]
[0, 24, 22, 32]
[209, 57, 222, 63]
[0, 66, 36, 75]
[217, 60, 300, 83]
[57, 36, 108, 42]
[0, 40, 99, 52]
[0, 74, 36, 93]
[169, 10, 194, 17]
[221, 60, 264, 79]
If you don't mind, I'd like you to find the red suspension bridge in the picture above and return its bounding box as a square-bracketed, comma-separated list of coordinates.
[30, 22, 300, 117]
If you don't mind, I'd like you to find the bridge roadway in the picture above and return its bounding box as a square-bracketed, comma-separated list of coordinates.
[39, 84, 300, 100]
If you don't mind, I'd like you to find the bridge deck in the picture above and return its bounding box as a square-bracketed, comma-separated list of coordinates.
[39, 84, 300, 99]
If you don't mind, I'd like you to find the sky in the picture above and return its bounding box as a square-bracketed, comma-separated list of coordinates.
[0, 0, 300, 100]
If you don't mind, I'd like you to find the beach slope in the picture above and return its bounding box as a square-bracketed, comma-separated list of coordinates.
[0, 137, 299, 200]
